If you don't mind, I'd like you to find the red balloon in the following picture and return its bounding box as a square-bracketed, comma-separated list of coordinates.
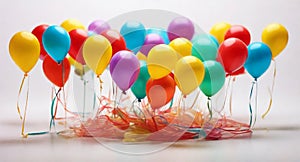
[226, 67, 245, 77]
[32, 24, 49, 60]
[224, 25, 251, 45]
[146, 75, 175, 110]
[43, 56, 71, 87]
[69, 29, 89, 65]
[101, 30, 126, 55]
[217, 38, 248, 74]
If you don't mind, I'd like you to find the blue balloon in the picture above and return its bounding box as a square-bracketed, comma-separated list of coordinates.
[147, 28, 170, 44]
[120, 21, 146, 53]
[244, 42, 272, 79]
[191, 34, 219, 61]
[42, 25, 71, 63]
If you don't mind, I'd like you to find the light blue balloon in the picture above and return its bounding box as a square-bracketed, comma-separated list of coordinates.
[120, 21, 146, 53]
[42, 25, 71, 63]
[244, 42, 272, 79]
[147, 28, 170, 44]
[191, 34, 218, 61]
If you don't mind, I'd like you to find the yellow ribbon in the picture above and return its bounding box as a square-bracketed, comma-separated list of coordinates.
[262, 60, 276, 119]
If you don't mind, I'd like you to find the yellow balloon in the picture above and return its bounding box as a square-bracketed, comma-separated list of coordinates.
[67, 55, 76, 66]
[61, 18, 85, 32]
[262, 23, 288, 58]
[9, 31, 40, 74]
[147, 44, 178, 79]
[174, 56, 205, 95]
[83, 35, 112, 76]
[67, 55, 90, 76]
[136, 51, 147, 62]
[169, 38, 192, 59]
[209, 22, 231, 44]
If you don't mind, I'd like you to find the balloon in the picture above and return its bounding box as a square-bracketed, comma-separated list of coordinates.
[110, 50, 140, 91]
[67, 56, 90, 76]
[225, 25, 251, 45]
[131, 61, 150, 100]
[208, 34, 219, 47]
[83, 34, 112, 76]
[169, 38, 192, 59]
[244, 42, 272, 79]
[32, 24, 49, 60]
[210, 22, 231, 44]
[262, 23, 288, 58]
[192, 34, 219, 61]
[69, 29, 89, 65]
[136, 52, 147, 61]
[146, 75, 176, 110]
[167, 17, 194, 41]
[9, 32, 40, 74]
[147, 44, 178, 79]
[42, 25, 71, 63]
[231, 67, 245, 76]
[200, 61, 225, 97]
[42, 56, 71, 87]
[147, 28, 170, 44]
[217, 38, 248, 74]
[174, 56, 205, 95]
[140, 33, 164, 56]
[120, 21, 146, 53]
[88, 19, 111, 34]
[101, 29, 127, 55]
[61, 18, 85, 32]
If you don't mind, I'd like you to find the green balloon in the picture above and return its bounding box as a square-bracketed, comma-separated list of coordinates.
[200, 60, 225, 97]
[192, 34, 218, 61]
[131, 61, 150, 100]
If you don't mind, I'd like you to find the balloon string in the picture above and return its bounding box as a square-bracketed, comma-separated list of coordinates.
[82, 78, 87, 119]
[20, 74, 29, 138]
[262, 60, 277, 119]
[207, 97, 212, 119]
[254, 80, 258, 127]
[49, 88, 62, 131]
[249, 79, 257, 128]
[229, 77, 236, 115]
[168, 98, 174, 109]
[62, 87, 67, 127]
[98, 76, 103, 95]
[221, 75, 232, 115]
[189, 90, 200, 110]
[19, 75, 49, 137]
[17, 73, 28, 120]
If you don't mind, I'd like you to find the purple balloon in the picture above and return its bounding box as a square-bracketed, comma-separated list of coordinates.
[167, 17, 195, 41]
[110, 50, 140, 91]
[88, 20, 111, 34]
[140, 33, 164, 56]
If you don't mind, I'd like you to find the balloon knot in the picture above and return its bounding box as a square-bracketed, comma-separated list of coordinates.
[138, 99, 141, 102]
[24, 73, 28, 77]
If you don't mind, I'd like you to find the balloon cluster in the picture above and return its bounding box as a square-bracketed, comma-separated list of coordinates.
[8, 17, 288, 141]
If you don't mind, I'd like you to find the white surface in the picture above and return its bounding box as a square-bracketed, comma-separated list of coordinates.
[0, 0, 300, 161]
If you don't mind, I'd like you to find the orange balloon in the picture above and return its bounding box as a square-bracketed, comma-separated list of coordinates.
[146, 75, 175, 110]
[43, 56, 71, 87]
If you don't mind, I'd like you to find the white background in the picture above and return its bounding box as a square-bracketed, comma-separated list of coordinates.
[0, 0, 300, 161]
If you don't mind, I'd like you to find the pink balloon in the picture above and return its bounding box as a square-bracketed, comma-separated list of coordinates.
[88, 19, 111, 34]
[110, 50, 140, 91]
[140, 33, 164, 56]
[167, 17, 195, 41]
